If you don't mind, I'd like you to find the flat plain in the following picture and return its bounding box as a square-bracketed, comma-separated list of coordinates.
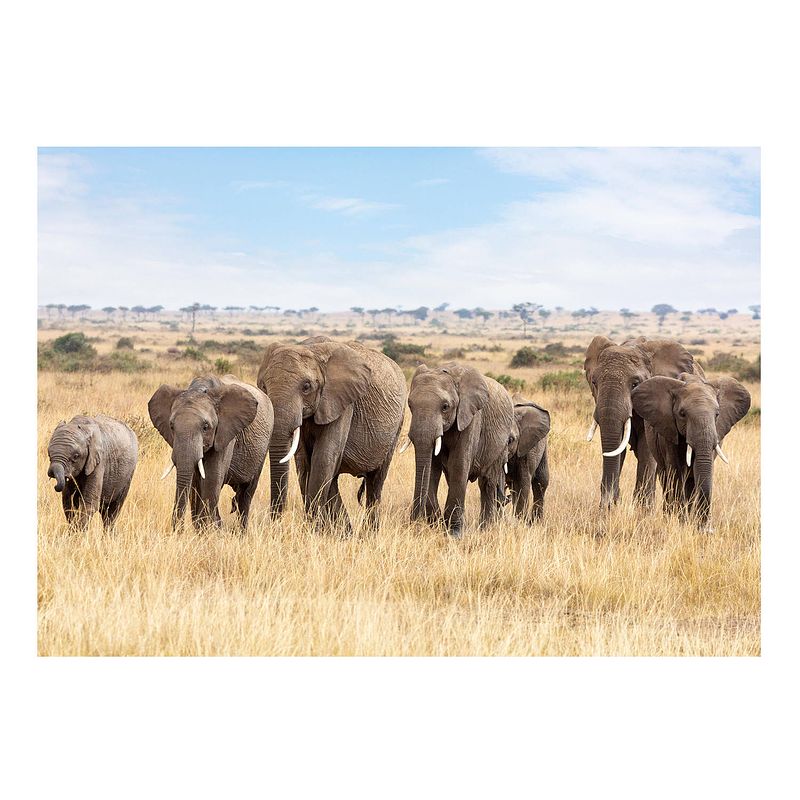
[37, 309, 760, 656]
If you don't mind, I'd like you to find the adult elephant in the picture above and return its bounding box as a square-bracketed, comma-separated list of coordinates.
[631, 372, 750, 529]
[257, 337, 407, 531]
[149, 375, 273, 530]
[506, 397, 550, 521]
[584, 336, 702, 508]
[405, 362, 513, 538]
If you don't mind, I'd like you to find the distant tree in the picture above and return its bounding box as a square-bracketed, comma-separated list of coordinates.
[102, 306, 116, 317]
[512, 302, 542, 337]
[748, 303, 761, 320]
[454, 308, 474, 320]
[697, 307, 717, 316]
[434, 302, 450, 312]
[367, 308, 380, 326]
[652, 304, 677, 329]
[147, 305, 164, 319]
[726, 308, 738, 316]
[474, 308, 493, 324]
[180, 302, 202, 333]
[554, 306, 564, 313]
[131, 305, 147, 319]
[350, 306, 365, 321]
[718, 311, 729, 320]
[409, 306, 429, 323]
[538, 308, 551, 324]
[118, 306, 129, 320]
[67, 304, 91, 317]
[224, 306, 245, 314]
[620, 308, 638, 330]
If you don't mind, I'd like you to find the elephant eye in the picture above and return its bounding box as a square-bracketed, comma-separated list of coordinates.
[679, 409, 686, 417]
[302, 380, 312, 394]
[203, 421, 210, 431]
[631, 380, 639, 389]
[715, 409, 720, 418]
[441, 402, 450, 412]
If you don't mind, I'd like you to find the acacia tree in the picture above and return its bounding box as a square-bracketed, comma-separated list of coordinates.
[512, 302, 542, 337]
[620, 308, 637, 330]
[652, 303, 677, 330]
[748, 304, 761, 320]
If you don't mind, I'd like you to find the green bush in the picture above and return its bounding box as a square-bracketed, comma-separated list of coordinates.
[382, 335, 426, 364]
[116, 337, 134, 350]
[183, 347, 208, 361]
[52, 332, 95, 355]
[538, 370, 584, 391]
[487, 372, 526, 392]
[736, 354, 760, 382]
[510, 346, 552, 368]
[99, 351, 149, 373]
[214, 357, 234, 374]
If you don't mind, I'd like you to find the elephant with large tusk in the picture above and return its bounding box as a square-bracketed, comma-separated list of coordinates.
[584, 335, 704, 509]
[257, 336, 407, 532]
[632, 372, 750, 529]
[148, 374, 273, 531]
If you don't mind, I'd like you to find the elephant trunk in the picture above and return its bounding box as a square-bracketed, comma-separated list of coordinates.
[596, 389, 631, 507]
[411, 445, 433, 520]
[48, 462, 66, 493]
[172, 438, 203, 527]
[689, 425, 717, 527]
[269, 404, 304, 516]
[269, 442, 290, 515]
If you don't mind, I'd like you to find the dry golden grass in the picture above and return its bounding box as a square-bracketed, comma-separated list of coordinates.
[37, 311, 760, 655]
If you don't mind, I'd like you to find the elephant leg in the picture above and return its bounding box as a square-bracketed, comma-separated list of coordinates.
[363, 456, 393, 531]
[512, 459, 533, 520]
[425, 460, 443, 525]
[531, 449, 549, 521]
[443, 465, 469, 538]
[478, 475, 500, 528]
[295, 442, 311, 508]
[100, 492, 127, 531]
[633, 445, 657, 508]
[306, 411, 352, 529]
[322, 476, 352, 536]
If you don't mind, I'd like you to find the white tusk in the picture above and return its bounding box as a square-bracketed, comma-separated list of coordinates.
[279, 426, 301, 464]
[715, 444, 729, 464]
[434, 436, 442, 456]
[197, 458, 206, 479]
[686, 445, 693, 467]
[586, 419, 597, 442]
[160, 462, 175, 480]
[504, 462, 508, 474]
[398, 436, 411, 454]
[603, 417, 631, 457]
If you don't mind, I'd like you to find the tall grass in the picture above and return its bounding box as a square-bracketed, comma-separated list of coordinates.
[37, 321, 760, 656]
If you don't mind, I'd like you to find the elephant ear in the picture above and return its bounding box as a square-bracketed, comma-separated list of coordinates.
[631, 376, 685, 444]
[514, 403, 550, 456]
[636, 338, 695, 378]
[148, 384, 182, 446]
[711, 377, 751, 440]
[314, 345, 372, 425]
[442, 364, 489, 431]
[83, 424, 101, 476]
[584, 336, 615, 388]
[214, 384, 259, 451]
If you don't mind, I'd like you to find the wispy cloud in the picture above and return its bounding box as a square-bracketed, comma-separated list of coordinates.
[416, 178, 451, 187]
[302, 194, 399, 216]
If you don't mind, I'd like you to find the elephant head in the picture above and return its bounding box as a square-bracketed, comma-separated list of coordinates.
[510, 400, 550, 461]
[47, 417, 100, 492]
[148, 376, 258, 523]
[407, 362, 488, 519]
[584, 336, 696, 506]
[256, 338, 372, 511]
[632, 373, 751, 522]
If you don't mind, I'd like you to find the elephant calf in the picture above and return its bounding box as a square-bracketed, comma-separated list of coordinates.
[149, 374, 274, 530]
[405, 362, 514, 537]
[506, 397, 550, 521]
[631, 372, 750, 530]
[46, 415, 139, 530]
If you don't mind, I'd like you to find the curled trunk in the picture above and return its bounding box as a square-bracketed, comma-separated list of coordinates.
[48, 462, 66, 493]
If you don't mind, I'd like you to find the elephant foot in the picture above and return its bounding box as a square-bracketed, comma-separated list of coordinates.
[447, 527, 463, 540]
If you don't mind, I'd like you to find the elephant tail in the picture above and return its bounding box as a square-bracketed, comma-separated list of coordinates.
[357, 477, 366, 505]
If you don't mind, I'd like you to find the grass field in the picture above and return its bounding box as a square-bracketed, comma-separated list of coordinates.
[37, 309, 760, 655]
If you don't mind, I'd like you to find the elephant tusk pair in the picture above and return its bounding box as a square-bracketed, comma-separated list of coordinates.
[686, 443, 730, 467]
[280, 426, 301, 464]
[434, 436, 442, 457]
[398, 436, 411, 454]
[160, 459, 205, 479]
[602, 417, 631, 457]
[586, 419, 597, 442]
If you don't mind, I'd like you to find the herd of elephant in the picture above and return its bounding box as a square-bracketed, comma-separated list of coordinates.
[45, 334, 752, 537]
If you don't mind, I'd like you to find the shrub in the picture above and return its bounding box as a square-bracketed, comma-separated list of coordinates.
[690, 338, 708, 345]
[704, 351, 748, 372]
[214, 357, 233, 374]
[98, 351, 149, 373]
[183, 347, 208, 361]
[443, 347, 466, 360]
[382, 335, 426, 364]
[52, 332, 95, 355]
[116, 337, 134, 350]
[539, 370, 584, 391]
[510, 346, 552, 368]
[487, 373, 526, 392]
[736, 354, 760, 382]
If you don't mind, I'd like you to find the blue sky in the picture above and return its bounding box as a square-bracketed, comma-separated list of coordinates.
[38, 147, 760, 311]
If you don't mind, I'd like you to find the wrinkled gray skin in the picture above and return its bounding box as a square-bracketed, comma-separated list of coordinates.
[149, 375, 273, 531]
[257, 337, 407, 532]
[632, 372, 750, 530]
[407, 363, 514, 538]
[506, 397, 550, 521]
[47, 415, 138, 530]
[584, 336, 703, 509]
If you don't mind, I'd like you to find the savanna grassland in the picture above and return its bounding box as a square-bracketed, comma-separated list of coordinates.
[37, 308, 761, 656]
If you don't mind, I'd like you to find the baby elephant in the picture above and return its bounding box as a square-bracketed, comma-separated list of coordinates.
[149, 375, 273, 531]
[506, 398, 550, 521]
[631, 372, 750, 530]
[46, 415, 139, 530]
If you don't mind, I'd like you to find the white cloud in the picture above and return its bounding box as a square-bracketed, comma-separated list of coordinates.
[302, 194, 399, 216]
